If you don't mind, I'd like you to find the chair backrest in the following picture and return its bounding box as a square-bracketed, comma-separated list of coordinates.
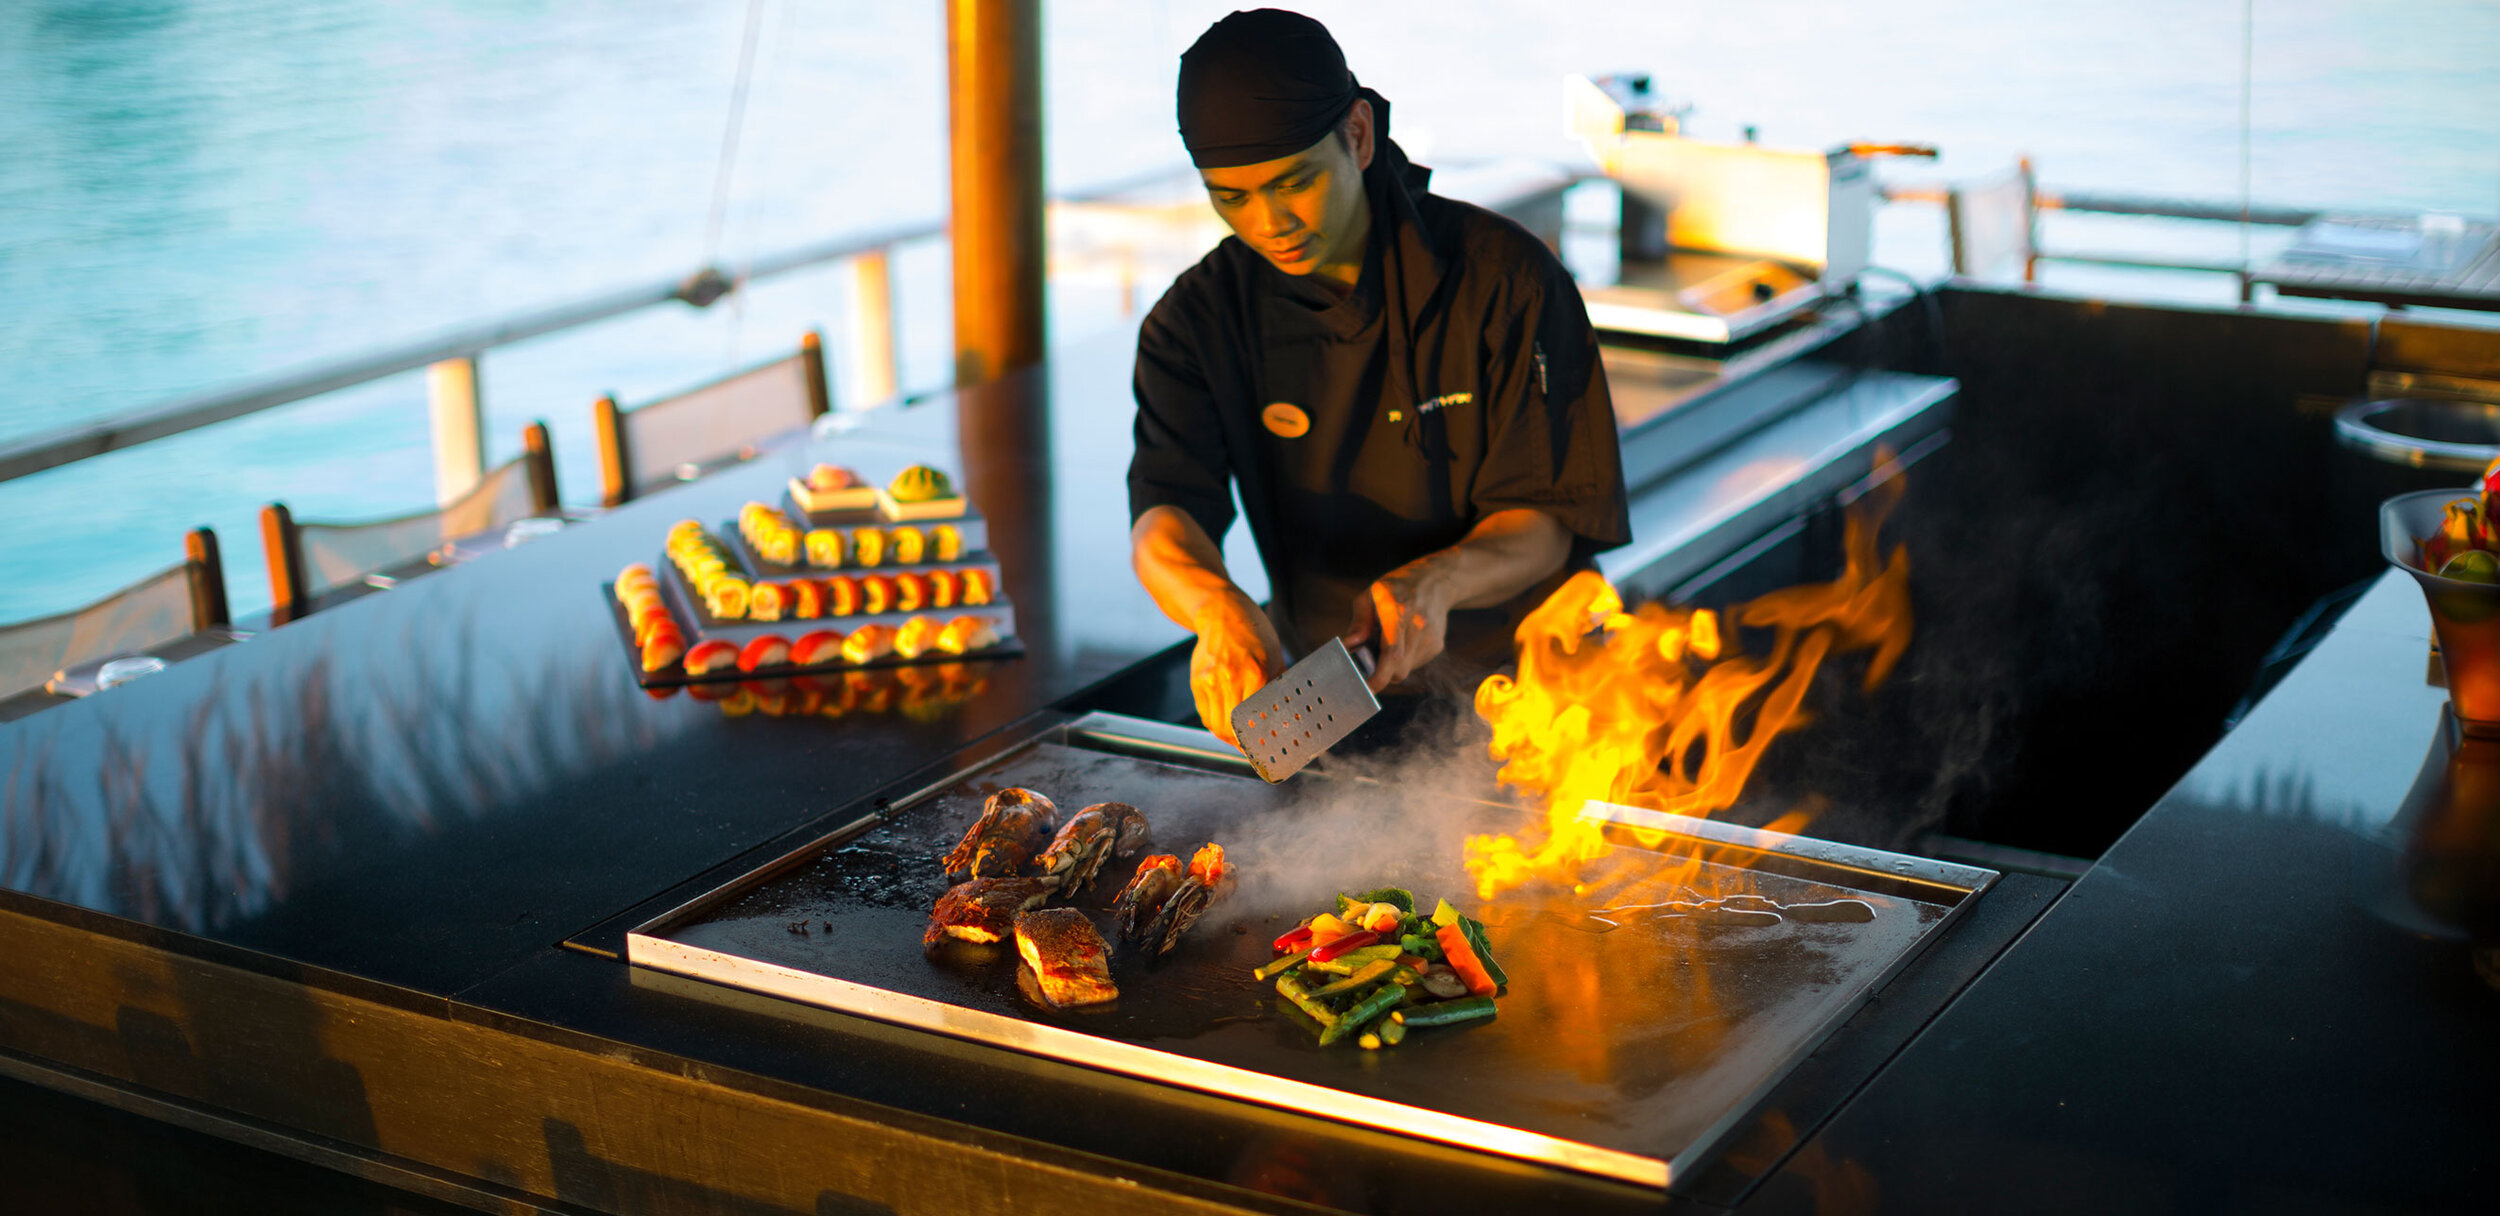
[0, 527, 228, 695]
[262, 422, 559, 625]
[1947, 157, 2039, 283]
[595, 330, 831, 507]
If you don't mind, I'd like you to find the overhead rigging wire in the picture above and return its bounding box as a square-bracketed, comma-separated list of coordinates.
[699, 0, 770, 357]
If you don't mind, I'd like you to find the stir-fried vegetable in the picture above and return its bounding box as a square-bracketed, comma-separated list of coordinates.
[1258, 886, 1507, 1047]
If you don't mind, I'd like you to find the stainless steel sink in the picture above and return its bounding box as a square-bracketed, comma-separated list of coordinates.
[2337, 397, 2500, 472]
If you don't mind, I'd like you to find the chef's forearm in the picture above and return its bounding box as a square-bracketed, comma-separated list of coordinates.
[1406, 508, 1574, 612]
[1131, 505, 1260, 633]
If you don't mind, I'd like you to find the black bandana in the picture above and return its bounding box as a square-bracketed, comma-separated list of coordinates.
[1176, 9, 1367, 169]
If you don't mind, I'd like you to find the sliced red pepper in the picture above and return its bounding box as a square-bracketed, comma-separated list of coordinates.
[1308, 929, 1380, 963]
[1436, 924, 1499, 997]
[1272, 923, 1315, 953]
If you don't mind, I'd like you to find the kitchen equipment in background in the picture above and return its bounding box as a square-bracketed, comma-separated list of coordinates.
[1565, 73, 1932, 345]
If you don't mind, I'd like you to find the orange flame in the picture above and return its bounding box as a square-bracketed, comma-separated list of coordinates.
[1464, 471, 1914, 900]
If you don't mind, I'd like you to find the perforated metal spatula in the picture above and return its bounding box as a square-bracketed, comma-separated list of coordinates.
[1230, 637, 1380, 783]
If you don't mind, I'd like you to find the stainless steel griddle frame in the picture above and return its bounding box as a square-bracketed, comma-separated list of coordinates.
[625, 711, 1999, 1190]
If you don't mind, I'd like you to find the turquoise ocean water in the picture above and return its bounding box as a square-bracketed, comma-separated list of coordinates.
[2, 0, 2496, 622]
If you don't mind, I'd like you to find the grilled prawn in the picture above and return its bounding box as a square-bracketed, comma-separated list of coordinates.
[1107, 853, 1185, 946]
[939, 787, 1058, 881]
[923, 877, 1051, 951]
[1033, 802, 1151, 895]
[1140, 843, 1230, 958]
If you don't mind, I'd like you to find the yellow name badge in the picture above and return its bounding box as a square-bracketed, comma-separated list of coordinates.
[1261, 402, 1310, 438]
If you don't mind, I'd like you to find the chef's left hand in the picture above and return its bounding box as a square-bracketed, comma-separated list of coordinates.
[1343, 560, 1452, 693]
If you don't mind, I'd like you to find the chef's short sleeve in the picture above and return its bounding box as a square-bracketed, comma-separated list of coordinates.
[1470, 257, 1632, 551]
[1128, 305, 1238, 545]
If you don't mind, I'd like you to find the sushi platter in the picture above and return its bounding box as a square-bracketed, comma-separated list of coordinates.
[607, 461, 1023, 687]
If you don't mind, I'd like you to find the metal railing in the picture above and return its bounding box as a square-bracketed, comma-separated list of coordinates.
[1884, 166, 2328, 297]
[0, 168, 1193, 491]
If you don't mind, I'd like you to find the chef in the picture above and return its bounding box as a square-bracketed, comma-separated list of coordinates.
[1128, 8, 1629, 743]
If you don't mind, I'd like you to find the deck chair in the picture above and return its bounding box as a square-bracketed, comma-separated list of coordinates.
[593, 330, 831, 508]
[262, 421, 560, 626]
[0, 527, 231, 699]
[1948, 157, 2039, 283]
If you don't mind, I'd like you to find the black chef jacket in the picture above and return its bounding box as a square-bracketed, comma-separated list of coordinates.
[1128, 136, 1631, 672]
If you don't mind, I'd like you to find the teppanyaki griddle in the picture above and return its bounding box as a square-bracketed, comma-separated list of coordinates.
[626, 712, 1997, 1188]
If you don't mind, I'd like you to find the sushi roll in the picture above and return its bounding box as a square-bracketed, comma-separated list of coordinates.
[789, 578, 825, 620]
[805, 529, 845, 568]
[959, 568, 994, 606]
[705, 577, 751, 620]
[632, 607, 675, 646]
[932, 524, 961, 562]
[894, 615, 940, 659]
[894, 572, 926, 613]
[791, 629, 846, 666]
[852, 527, 886, 568]
[641, 630, 687, 672]
[842, 623, 897, 665]
[683, 639, 740, 675]
[738, 635, 791, 672]
[615, 563, 657, 597]
[891, 526, 925, 565]
[938, 615, 1001, 655]
[748, 582, 789, 622]
[926, 569, 959, 609]
[826, 575, 861, 617]
[861, 574, 896, 616]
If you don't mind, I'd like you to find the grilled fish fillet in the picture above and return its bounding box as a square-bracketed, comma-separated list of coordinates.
[924, 877, 1050, 950]
[1013, 908, 1119, 1007]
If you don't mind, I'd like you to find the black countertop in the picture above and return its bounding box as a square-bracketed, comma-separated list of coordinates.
[0, 336, 1200, 1003]
[1747, 571, 2500, 1213]
[30, 301, 2474, 1211]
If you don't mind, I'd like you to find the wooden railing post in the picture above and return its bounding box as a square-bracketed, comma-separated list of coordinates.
[428, 355, 486, 506]
[947, 0, 1045, 387]
[851, 249, 900, 407]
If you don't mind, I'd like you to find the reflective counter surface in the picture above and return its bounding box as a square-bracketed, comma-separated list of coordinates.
[0, 337, 1206, 999]
[1748, 572, 2500, 1213]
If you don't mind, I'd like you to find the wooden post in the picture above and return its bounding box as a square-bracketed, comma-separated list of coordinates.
[428, 356, 486, 506]
[850, 250, 899, 407]
[947, 0, 1045, 388]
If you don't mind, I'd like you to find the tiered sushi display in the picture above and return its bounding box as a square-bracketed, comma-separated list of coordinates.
[602, 461, 1020, 686]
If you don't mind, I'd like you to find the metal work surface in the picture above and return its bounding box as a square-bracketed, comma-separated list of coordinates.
[632, 714, 1995, 1190]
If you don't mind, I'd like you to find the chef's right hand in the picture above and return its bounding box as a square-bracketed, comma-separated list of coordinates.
[1190, 593, 1286, 747]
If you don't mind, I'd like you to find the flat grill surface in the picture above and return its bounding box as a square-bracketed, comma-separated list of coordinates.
[649, 737, 1959, 1178]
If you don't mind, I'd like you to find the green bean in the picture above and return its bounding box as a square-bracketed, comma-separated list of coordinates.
[1393, 995, 1497, 1028]
[1319, 984, 1404, 1046]
[1309, 959, 1396, 998]
[1273, 974, 1339, 1028]
[1253, 947, 1314, 982]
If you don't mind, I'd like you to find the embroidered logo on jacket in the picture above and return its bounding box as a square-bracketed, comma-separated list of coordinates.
[1389, 391, 1472, 423]
[1261, 402, 1310, 438]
